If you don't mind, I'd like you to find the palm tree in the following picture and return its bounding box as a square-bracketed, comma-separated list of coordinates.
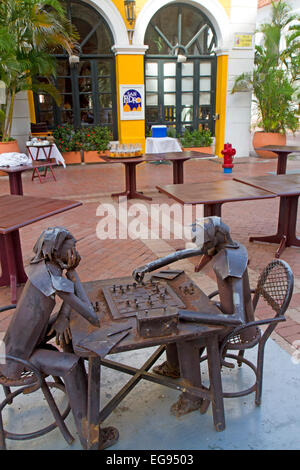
[231, 0, 299, 134]
[0, 0, 78, 141]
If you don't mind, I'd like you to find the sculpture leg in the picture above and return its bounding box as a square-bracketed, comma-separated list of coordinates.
[152, 343, 180, 378]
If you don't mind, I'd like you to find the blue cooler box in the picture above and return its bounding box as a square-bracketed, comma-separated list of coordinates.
[151, 125, 167, 138]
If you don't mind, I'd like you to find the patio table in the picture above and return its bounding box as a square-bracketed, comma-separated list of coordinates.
[102, 151, 212, 200]
[255, 145, 300, 175]
[0, 162, 57, 195]
[27, 144, 57, 183]
[156, 179, 275, 271]
[234, 174, 300, 258]
[0, 195, 82, 303]
[70, 273, 228, 450]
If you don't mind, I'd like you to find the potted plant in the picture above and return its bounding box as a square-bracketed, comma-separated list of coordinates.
[179, 127, 213, 154]
[82, 126, 112, 163]
[231, 1, 299, 158]
[53, 124, 82, 164]
[0, 0, 77, 152]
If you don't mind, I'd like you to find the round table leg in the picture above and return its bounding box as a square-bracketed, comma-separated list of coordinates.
[111, 162, 152, 201]
[9, 173, 23, 195]
[276, 152, 289, 175]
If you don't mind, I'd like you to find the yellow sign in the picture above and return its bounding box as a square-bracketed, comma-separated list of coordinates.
[234, 34, 253, 49]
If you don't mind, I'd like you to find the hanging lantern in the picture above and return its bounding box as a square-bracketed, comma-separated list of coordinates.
[124, 0, 136, 24]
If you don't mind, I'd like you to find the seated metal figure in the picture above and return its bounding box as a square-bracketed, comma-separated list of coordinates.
[133, 217, 256, 415]
[0, 227, 119, 450]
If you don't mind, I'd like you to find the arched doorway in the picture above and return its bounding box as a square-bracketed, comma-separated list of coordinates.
[34, 0, 118, 138]
[144, 3, 217, 136]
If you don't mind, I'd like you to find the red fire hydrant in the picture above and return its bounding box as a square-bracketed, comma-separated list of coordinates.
[221, 143, 236, 174]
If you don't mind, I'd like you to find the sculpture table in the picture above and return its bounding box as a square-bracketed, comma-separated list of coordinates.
[70, 274, 229, 450]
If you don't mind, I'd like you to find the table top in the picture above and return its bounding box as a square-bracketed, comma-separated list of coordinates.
[255, 145, 300, 153]
[0, 195, 82, 234]
[0, 161, 56, 174]
[156, 179, 276, 205]
[70, 273, 226, 358]
[102, 150, 212, 165]
[144, 150, 212, 161]
[234, 174, 300, 197]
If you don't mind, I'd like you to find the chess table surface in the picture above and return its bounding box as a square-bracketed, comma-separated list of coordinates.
[70, 273, 227, 357]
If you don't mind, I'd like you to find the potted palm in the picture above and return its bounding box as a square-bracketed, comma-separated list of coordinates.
[0, 0, 77, 151]
[231, 1, 299, 158]
[179, 127, 213, 154]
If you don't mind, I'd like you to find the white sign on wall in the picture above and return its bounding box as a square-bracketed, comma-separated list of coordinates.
[119, 85, 145, 121]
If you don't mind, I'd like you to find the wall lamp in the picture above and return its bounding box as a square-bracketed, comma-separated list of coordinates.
[124, 0, 136, 24]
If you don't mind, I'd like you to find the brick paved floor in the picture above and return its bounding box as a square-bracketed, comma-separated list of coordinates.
[0, 154, 300, 353]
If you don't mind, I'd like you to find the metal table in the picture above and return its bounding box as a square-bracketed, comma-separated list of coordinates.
[0, 195, 82, 303]
[234, 174, 300, 258]
[70, 274, 229, 450]
[255, 145, 300, 175]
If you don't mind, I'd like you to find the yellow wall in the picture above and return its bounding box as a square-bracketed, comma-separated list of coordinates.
[214, 54, 228, 157]
[115, 54, 146, 147]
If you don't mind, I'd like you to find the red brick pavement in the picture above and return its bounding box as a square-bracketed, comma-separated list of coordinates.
[0, 155, 300, 350]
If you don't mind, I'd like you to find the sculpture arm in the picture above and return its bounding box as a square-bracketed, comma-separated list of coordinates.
[132, 247, 205, 283]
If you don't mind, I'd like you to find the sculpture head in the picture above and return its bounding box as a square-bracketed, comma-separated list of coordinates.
[191, 216, 239, 256]
[30, 227, 81, 270]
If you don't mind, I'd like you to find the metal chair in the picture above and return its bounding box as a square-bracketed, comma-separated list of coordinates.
[0, 305, 74, 450]
[203, 259, 294, 406]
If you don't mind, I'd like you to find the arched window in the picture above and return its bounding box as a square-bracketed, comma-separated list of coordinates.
[144, 3, 217, 135]
[34, 0, 117, 137]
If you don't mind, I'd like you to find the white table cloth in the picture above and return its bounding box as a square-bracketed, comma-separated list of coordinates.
[0, 152, 32, 167]
[145, 137, 182, 154]
[27, 143, 66, 168]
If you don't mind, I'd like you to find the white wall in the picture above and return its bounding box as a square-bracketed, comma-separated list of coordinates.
[224, 0, 258, 157]
[11, 92, 31, 153]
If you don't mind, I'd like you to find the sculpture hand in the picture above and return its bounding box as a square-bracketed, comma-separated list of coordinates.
[47, 312, 72, 347]
[132, 265, 149, 283]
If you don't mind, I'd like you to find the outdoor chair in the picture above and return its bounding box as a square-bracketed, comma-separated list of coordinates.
[0, 305, 74, 450]
[202, 259, 294, 406]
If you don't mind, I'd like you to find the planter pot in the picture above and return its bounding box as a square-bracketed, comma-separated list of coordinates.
[83, 150, 109, 163]
[253, 131, 286, 158]
[62, 151, 82, 164]
[183, 146, 213, 154]
[0, 140, 20, 175]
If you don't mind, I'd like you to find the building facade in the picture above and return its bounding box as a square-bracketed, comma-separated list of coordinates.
[13, 0, 259, 157]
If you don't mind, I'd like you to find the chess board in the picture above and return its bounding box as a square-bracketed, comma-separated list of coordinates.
[102, 279, 185, 320]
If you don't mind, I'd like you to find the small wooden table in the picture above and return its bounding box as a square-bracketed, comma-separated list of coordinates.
[70, 274, 228, 450]
[156, 179, 275, 217]
[0, 162, 57, 195]
[0, 195, 82, 303]
[234, 174, 300, 258]
[145, 151, 213, 184]
[255, 145, 300, 175]
[102, 151, 212, 200]
[26, 144, 56, 183]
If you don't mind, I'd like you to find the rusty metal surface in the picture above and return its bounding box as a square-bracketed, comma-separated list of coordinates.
[70, 273, 225, 357]
[137, 306, 178, 338]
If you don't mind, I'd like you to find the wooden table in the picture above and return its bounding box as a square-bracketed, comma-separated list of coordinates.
[26, 144, 56, 183]
[70, 274, 228, 450]
[234, 174, 300, 258]
[102, 151, 212, 200]
[156, 179, 275, 217]
[0, 162, 57, 195]
[145, 151, 212, 184]
[255, 145, 300, 175]
[0, 195, 82, 303]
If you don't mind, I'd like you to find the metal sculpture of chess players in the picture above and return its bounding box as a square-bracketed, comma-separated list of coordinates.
[0, 227, 119, 450]
[133, 217, 256, 415]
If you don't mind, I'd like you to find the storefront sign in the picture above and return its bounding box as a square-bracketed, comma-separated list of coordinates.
[233, 33, 253, 49]
[120, 85, 145, 120]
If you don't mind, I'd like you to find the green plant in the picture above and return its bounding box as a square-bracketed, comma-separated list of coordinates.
[166, 126, 177, 138]
[180, 128, 213, 148]
[0, 0, 78, 141]
[80, 126, 112, 153]
[52, 124, 82, 152]
[231, 1, 299, 134]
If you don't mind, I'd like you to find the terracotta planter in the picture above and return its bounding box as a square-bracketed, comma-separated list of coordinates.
[253, 131, 286, 158]
[183, 146, 213, 154]
[62, 151, 82, 164]
[83, 150, 109, 163]
[0, 140, 20, 175]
